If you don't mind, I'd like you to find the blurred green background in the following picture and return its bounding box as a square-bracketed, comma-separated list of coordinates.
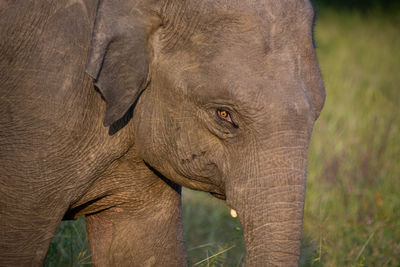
[44, 1, 400, 266]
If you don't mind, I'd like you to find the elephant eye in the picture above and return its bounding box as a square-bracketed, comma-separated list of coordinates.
[217, 109, 233, 124]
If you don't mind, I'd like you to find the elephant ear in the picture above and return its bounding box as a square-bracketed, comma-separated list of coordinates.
[86, 0, 155, 126]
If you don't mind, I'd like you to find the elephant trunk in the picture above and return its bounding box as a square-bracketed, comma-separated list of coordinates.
[227, 142, 308, 266]
[241, 182, 305, 266]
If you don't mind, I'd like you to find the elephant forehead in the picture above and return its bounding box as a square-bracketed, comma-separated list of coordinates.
[156, 0, 316, 112]
[159, 0, 314, 55]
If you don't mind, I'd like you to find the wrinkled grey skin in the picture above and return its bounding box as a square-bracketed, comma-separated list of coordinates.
[0, 0, 325, 266]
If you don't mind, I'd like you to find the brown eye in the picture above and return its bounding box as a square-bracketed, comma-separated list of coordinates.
[217, 109, 233, 123]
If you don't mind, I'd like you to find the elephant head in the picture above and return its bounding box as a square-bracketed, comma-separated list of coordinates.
[87, 0, 325, 265]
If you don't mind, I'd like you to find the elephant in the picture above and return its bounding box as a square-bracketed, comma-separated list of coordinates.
[0, 0, 325, 266]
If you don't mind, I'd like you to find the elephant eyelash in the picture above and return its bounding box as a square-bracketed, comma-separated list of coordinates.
[216, 109, 238, 128]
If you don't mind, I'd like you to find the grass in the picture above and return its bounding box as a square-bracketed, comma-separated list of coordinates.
[302, 8, 400, 266]
[44, 217, 91, 267]
[44, 7, 400, 266]
[182, 190, 244, 267]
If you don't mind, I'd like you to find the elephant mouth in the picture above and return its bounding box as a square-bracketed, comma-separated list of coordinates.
[210, 191, 226, 200]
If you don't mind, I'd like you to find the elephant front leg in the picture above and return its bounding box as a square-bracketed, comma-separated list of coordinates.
[80, 159, 186, 266]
